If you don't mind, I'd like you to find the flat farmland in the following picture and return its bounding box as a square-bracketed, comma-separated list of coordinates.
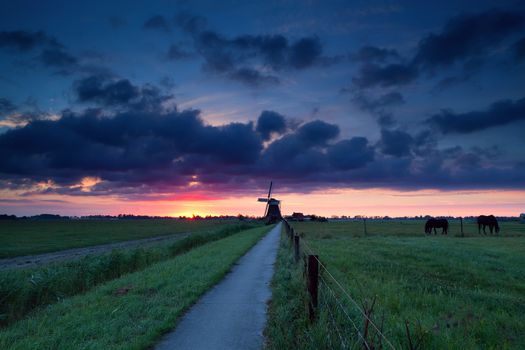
[267, 220, 525, 349]
[291, 219, 525, 238]
[0, 219, 237, 258]
[0, 225, 271, 349]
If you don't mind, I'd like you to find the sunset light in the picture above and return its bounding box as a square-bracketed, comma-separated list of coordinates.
[1, 2, 525, 349]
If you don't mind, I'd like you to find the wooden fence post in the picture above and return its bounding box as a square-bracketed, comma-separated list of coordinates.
[307, 255, 319, 322]
[363, 218, 368, 236]
[460, 217, 464, 237]
[294, 235, 300, 262]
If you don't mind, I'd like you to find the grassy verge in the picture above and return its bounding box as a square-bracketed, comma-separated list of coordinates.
[0, 219, 238, 258]
[0, 225, 271, 349]
[274, 222, 525, 349]
[265, 229, 310, 349]
[0, 223, 260, 328]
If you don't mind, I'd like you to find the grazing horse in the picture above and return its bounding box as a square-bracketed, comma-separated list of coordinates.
[477, 215, 500, 234]
[425, 218, 449, 235]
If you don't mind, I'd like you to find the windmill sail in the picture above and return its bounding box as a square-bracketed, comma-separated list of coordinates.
[257, 181, 282, 224]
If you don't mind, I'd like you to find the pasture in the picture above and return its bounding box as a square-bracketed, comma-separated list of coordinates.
[0, 219, 236, 258]
[267, 220, 525, 349]
[0, 225, 271, 349]
[0, 223, 259, 327]
[292, 218, 524, 238]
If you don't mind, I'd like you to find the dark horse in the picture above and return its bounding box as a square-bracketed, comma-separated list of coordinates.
[477, 215, 500, 234]
[425, 218, 449, 235]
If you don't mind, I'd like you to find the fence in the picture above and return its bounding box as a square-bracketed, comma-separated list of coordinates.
[282, 219, 399, 350]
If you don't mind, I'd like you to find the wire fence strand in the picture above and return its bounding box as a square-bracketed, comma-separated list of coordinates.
[321, 280, 347, 349]
[295, 228, 397, 350]
[320, 274, 370, 350]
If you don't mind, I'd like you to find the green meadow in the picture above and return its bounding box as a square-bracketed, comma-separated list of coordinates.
[266, 220, 525, 349]
[0, 223, 259, 328]
[0, 219, 237, 258]
[0, 225, 271, 349]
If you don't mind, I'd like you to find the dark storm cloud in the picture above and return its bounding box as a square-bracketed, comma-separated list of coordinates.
[350, 46, 400, 63]
[143, 15, 171, 32]
[0, 30, 109, 77]
[256, 110, 287, 141]
[170, 14, 332, 86]
[0, 30, 60, 51]
[0, 104, 523, 194]
[73, 75, 172, 111]
[414, 9, 524, 70]
[258, 120, 341, 176]
[427, 96, 525, 134]
[379, 128, 414, 157]
[352, 63, 418, 89]
[295, 120, 339, 146]
[75, 75, 139, 106]
[0, 108, 262, 185]
[327, 137, 375, 170]
[288, 37, 322, 69]
[193, 31, 324, 72]
[350, 9, 525, 91]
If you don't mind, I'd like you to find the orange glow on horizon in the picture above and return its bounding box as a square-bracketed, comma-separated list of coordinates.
[0, 187, 524, 217]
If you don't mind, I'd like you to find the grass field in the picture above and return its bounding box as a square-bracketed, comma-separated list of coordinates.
[0, 219, 237, 258]
[291, 219, 525, 238]
[267, 221, 525, 349]
[0, 223, 259, 328]
[0, 225, 271, 349]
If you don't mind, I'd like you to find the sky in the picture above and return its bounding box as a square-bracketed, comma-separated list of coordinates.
[0, 0, 524, 217]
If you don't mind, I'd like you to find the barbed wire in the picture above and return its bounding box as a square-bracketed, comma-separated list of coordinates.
[299, 234, 396, 350]
[320, 274, 370, 350]
[319, 279, 349, 349]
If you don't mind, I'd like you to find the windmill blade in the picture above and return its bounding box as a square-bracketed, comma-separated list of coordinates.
[264, 202, 269, 217]
[258, 198, 269, 202]
[267, 181, 273, 200]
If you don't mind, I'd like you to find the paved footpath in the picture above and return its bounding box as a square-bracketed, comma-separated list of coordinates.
[155, 222, 282, 350]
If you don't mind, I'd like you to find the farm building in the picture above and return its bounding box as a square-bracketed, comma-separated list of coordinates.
[291, 212, 305, 221]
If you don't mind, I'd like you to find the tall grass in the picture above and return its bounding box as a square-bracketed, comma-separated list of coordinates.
[0, 222, 259, 327]
[0, 225, 270, 349]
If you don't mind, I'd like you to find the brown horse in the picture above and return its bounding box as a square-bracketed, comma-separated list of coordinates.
[425, 218, 449, 235]
[477, 215, 500, 234]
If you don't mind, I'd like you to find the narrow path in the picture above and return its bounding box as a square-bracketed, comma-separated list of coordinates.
[0, 232, 192, 270]
[155, 222, 282, 350]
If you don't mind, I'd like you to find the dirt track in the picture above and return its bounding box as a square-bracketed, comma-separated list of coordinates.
[0, 232, 191, 270]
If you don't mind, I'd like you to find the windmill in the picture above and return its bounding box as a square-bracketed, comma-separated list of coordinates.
[258, 181, 282, 224]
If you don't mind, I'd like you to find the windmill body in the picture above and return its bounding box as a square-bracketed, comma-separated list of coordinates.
[257, 182, 282, 224]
